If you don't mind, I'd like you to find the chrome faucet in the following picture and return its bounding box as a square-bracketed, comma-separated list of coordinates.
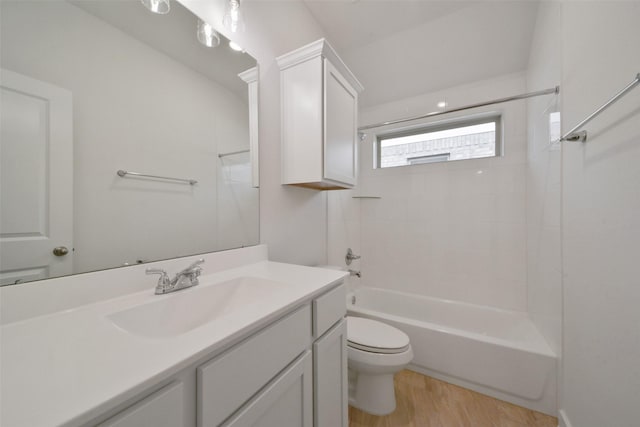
[348, 269, 361, 278]
[146, 259, 204, 295]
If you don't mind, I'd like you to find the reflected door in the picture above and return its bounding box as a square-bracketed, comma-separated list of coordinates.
[0, 69, 73, 285]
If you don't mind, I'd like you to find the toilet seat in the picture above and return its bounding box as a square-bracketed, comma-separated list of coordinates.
[349, 341, 411, 354]
[347, 316, 410, 354]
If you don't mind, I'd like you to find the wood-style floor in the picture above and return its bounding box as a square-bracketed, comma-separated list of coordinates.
[348, 370, 557, 427]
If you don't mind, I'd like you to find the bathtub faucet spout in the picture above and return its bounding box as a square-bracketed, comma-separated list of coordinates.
[349, 269, 361, 278]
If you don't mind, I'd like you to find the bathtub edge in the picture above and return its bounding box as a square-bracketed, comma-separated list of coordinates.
[407, 364, 558, 417]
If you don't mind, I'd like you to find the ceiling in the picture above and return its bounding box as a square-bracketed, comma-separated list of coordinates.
[303, 0, 540, 108]
[72, 0, 256, 98]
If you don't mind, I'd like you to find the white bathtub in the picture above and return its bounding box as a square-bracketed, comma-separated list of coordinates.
[347, 287, 557, 415]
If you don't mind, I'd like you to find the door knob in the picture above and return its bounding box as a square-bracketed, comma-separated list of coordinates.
[53, 246, 69, 256]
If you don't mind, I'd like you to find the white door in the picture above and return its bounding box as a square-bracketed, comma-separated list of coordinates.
[0, 69, 73, 286]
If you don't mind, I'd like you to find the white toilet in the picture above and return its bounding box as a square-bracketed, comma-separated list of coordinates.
[346, 316, 413, 415]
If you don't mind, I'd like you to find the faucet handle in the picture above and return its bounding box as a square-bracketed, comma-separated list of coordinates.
[188, 258, 205, 269]
[146, 268, 170, 283]
[147, 268, 171, 294]
[345, 248, 361, 265]
[178, 258, 205, 276]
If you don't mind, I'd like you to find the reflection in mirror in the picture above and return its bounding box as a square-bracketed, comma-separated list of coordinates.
[0, 0, 259, 286]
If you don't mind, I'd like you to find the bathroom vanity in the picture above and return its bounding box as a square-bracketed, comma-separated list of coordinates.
[0, 246, 348, 427]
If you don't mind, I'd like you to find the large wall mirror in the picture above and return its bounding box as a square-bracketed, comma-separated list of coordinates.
[0, 0, 259, 286]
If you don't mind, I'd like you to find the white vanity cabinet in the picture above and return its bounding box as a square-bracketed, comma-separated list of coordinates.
[94, 282, 347, 427]
[222, 351, 314, 427]
[312, 283, 348, 427]
[197, 305, 312, 427]
[98, 382, 185, 427]
[313, 320, 348, 427]
[278, 39, 364, 190]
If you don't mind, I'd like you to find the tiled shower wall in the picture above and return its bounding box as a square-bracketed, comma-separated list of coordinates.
[525, 1, 563, 358]
[329, 73, 529, 311]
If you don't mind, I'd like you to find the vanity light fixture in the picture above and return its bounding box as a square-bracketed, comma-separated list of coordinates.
[223, 0, 245, 33]
[229, 41, 244, 52]
[140, 0, 170, 14]
[197, 19, 220, 48]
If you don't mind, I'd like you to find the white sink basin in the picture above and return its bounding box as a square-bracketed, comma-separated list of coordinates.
[108, 277, 288, 338]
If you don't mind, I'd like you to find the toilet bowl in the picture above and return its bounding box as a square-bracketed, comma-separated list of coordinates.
[347, 316, 413, 415]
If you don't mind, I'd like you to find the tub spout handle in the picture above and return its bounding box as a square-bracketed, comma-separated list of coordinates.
[345, 248, 361, 265]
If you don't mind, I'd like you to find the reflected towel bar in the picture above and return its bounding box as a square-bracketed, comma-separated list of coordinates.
[116, 170, 197, 185]
[560, 72, 640, 142]
[218, 149, 250, 158]
[358, 86, 560, 132]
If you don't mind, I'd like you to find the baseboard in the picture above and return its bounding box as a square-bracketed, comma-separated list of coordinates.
[558, 410, 572, 427]
[407, 364, 557, 417]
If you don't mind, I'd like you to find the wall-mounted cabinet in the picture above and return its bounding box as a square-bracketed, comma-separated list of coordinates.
[277, 39, 364, 190]
[238, 66, 259, 188]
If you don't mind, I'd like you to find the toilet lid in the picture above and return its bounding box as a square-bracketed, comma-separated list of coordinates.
[347, 316, 410, 354]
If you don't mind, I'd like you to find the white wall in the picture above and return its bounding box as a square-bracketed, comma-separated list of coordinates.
[1, 1, 256, 273]
[525, 0, 563, 360]
[329, 73, 529, 311]
[183, 0, 330, 266]
[217, 152, 259, 250]
[559, 2, 640, 426]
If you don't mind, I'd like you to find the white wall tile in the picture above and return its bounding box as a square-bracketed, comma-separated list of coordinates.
[331, 73, 530, 311]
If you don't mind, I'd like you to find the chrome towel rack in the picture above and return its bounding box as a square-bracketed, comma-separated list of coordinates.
[218, 149, 250, 158]
[561, 72, 640, 142]
[116, 170, 197, 185]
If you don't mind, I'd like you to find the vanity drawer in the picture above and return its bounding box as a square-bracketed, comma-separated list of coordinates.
[197, 304, 312, 427]
[99, 381, 184, 427]
[313, 282, 346, 338]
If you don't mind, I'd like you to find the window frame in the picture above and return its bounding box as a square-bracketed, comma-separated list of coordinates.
[374, 113, 503, 169]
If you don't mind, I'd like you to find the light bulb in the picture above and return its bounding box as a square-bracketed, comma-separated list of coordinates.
[229, 41, 243, 52]
[223, 0, 245, 33]
[197, 19, 220, 48]
[141, 0, 170, 14]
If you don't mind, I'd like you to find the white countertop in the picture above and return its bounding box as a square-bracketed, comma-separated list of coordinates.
[1, 260, 347, 427]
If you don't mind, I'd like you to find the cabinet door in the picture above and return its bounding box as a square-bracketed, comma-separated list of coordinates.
[198, 305, 311, 427]
[98, 382, 184, 427]
[313, 319, 348, 427]
[323, 59, 357, 187]
[223, 351, 313, 427]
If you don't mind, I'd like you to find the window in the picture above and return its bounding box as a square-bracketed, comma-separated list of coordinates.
[375, 115, 502, 168]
